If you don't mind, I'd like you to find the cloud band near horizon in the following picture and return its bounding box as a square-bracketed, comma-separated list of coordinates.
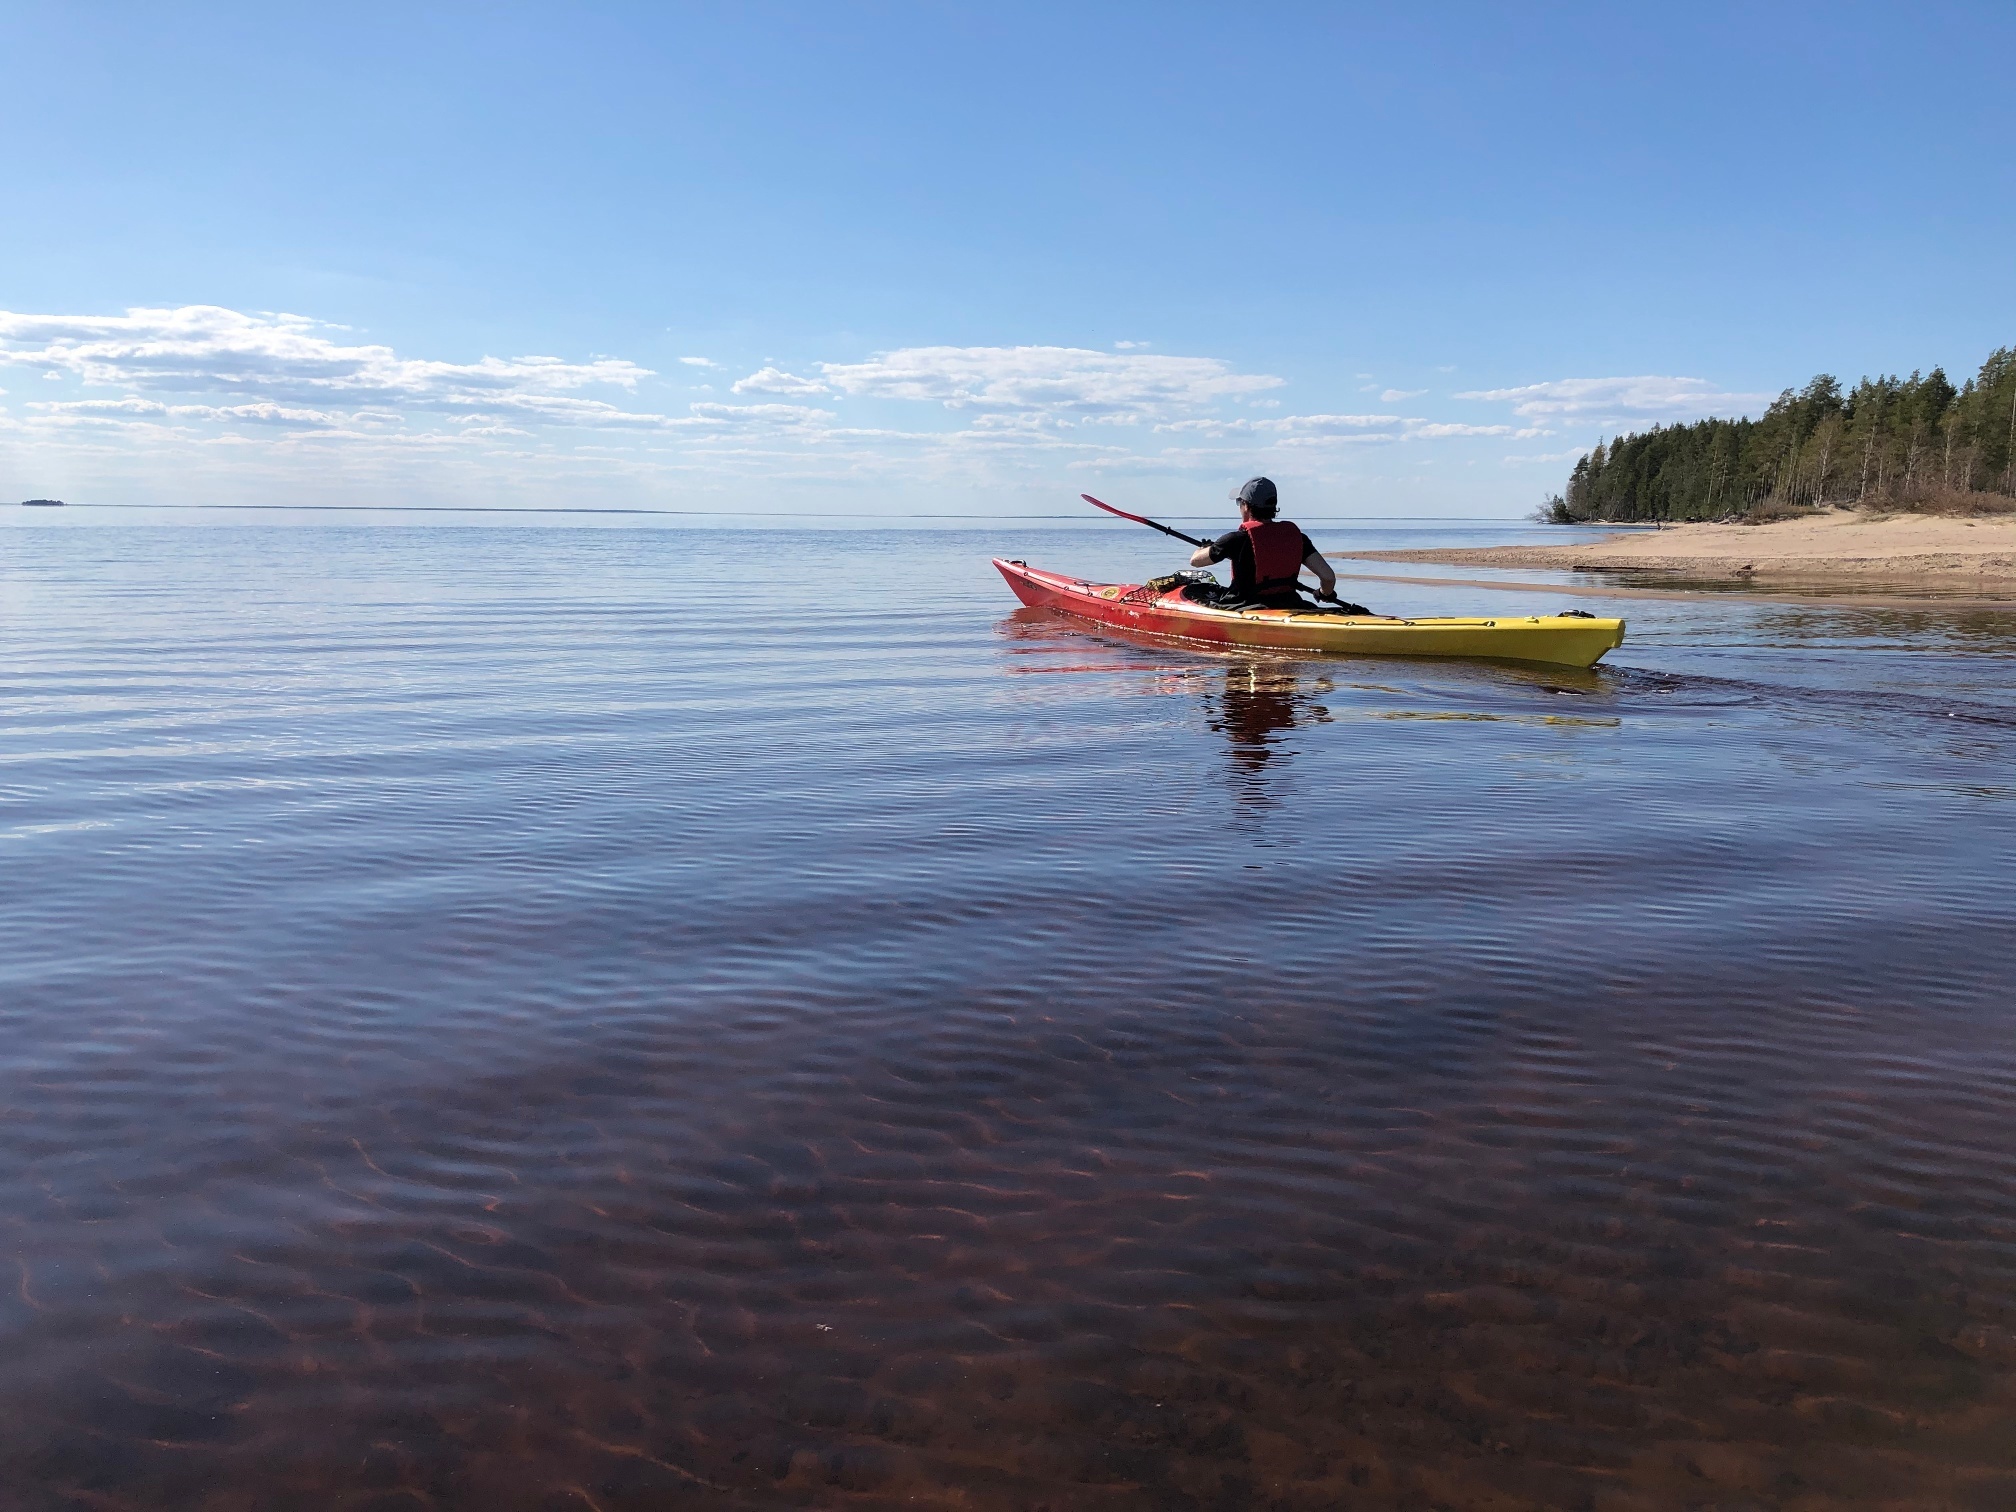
[0, 305, 1772, 505]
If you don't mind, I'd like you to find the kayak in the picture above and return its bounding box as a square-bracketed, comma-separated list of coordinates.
[994, 559, 1626, 668]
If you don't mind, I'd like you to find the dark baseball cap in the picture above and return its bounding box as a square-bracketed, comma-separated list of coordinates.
[1232, 476, 1278, 510]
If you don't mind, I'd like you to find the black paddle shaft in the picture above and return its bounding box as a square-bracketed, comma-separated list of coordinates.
[1144, 518, 1209, 549]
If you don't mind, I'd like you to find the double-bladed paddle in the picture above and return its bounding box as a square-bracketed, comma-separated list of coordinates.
[1080, 492, 1366, 611]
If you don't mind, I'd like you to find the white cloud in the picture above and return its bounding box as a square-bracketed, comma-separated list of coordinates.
[1380, 388, 1427, 401]
[28, 396, 347, 427]
[29, 396, 171, 417]
[1456, 375, 1771, 421]
[1153, 413, 1538, 445]
[818, 345, 1283, 416]
[686, 402, 834, 428]
[731, 366, 830, 396]
[1154, 412, 1402, 440]
[1257, 411, 1403, 441]
[1271, 413, 1408, 436]
[1112, 340, 1150, 350]
[1503, 448, 1588, 464]
[1407, 422, 1543, 439]
[0, 305, 650, 407]
[0, 304, 1599, 508]
[197, 401, 342, 426]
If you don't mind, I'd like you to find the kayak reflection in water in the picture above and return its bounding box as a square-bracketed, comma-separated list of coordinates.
[1203, 662, 1334, 805]
[1187, 476, 1370, 612]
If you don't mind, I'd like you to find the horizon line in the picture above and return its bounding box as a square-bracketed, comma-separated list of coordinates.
[18, 502, 1533, 522]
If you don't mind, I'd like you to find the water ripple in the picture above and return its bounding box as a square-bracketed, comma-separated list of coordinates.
[2, 527, 2014, 1508]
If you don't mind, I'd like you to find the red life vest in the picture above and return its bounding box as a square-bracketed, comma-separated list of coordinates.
[1241, 519, 1307, 593]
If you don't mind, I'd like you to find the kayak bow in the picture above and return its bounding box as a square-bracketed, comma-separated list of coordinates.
[994, 558, 1625, 668]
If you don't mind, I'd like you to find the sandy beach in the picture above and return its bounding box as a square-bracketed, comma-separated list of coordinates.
[1336, 508, 2016, 582]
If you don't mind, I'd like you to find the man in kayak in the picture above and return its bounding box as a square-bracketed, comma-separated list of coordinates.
[1188, 476, 1359, 610]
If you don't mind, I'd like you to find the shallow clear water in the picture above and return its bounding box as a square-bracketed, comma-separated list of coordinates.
[3, 524, 2015, 1510]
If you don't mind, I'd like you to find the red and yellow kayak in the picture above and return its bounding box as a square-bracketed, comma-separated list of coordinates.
[994, 559, 1625, 668]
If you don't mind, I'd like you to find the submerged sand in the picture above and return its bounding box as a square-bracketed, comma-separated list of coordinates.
[1335, 509, 2016, 583]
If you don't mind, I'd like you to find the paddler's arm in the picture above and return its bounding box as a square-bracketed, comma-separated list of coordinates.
[1189, 530, 1230, 570]
[1191, 529, 1239, 569]
[1303, 549, 1338, 597]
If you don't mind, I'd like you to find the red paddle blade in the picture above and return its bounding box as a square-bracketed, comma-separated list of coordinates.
[1081, 493, 1155, 528]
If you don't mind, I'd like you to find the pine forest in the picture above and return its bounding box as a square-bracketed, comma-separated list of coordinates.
[1543, 345, 2016, 522]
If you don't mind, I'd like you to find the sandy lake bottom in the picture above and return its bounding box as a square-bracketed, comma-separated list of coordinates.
[4, 523, 2015, 1510]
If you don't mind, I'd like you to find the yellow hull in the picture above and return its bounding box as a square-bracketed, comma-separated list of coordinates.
[996, 560, 1626, 668]
[1180, 607, 1627, 665]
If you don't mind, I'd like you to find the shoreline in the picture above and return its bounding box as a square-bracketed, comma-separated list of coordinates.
[1332, 509, 2016, 584]
[1326, 568, 2016, 611]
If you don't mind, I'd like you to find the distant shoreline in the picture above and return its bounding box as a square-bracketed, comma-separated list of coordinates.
[1332, 509, 2016, 584]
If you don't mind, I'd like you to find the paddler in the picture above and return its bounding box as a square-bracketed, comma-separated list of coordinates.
[1189, 476, 1358, 610]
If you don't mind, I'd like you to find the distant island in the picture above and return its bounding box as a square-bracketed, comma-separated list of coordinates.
[1541, 345, 2016, 523]
[20, 499, 67, 507]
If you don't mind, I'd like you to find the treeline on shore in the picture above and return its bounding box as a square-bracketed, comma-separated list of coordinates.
[1542, 345, 2016, 522]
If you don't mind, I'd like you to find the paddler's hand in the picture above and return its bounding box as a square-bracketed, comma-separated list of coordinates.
[1319, 589, 1373, 615]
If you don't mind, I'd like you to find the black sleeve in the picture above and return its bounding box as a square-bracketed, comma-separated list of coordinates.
[1205, 529, 1243, 564]
[1298, 528, 1320, 561]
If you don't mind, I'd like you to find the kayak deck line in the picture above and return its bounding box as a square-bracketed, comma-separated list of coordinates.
[993, 559, 1626, 668]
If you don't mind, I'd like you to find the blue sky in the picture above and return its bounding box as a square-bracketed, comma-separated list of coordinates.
[2, 1, 2012, 517]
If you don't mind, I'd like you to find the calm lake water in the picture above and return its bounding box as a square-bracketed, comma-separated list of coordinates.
[4, 522, 2016, 1510]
